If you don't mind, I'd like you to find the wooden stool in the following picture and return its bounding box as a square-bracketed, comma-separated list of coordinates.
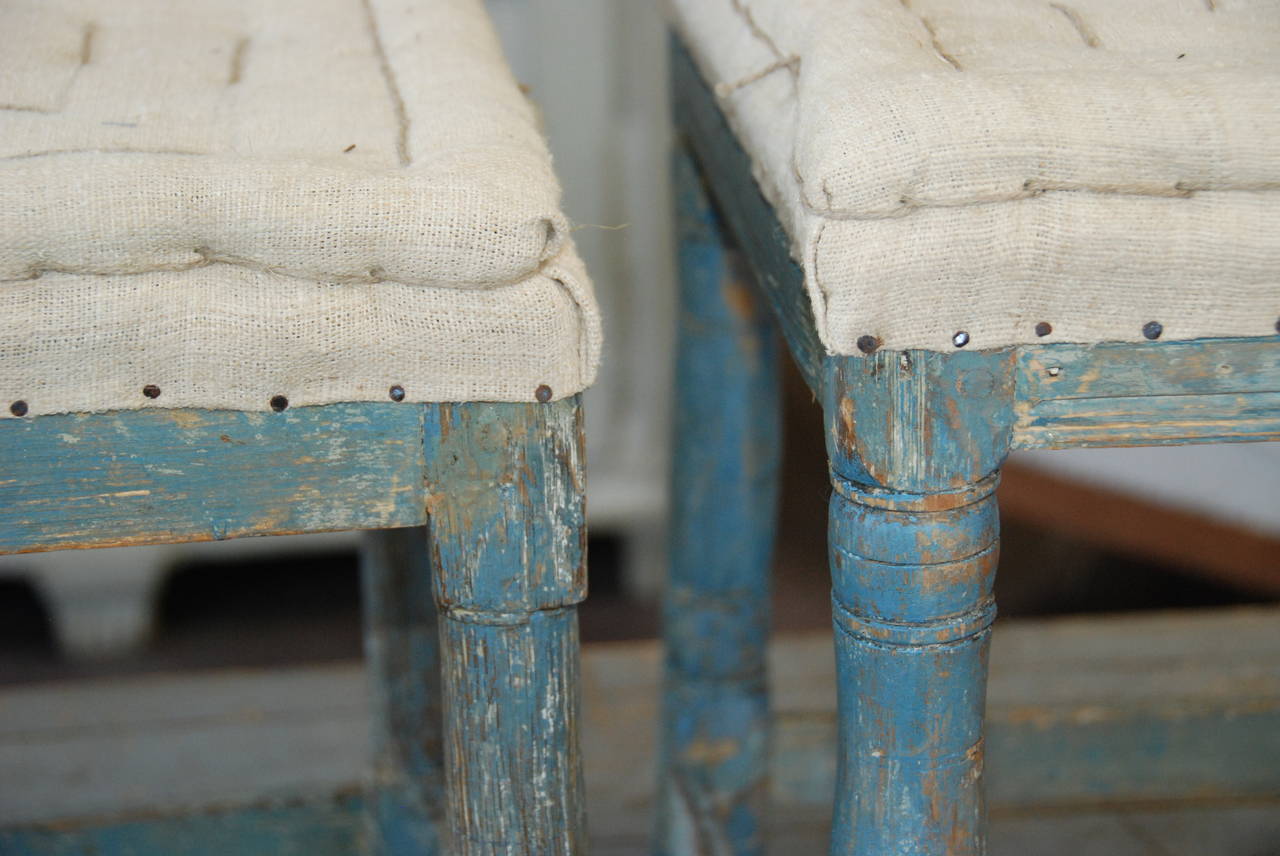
[0, 1, 600, 853]
[659, 1, 1279, 853]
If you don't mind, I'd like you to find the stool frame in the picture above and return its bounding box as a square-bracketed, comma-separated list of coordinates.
[0, 398, 588, 856]
[658, 36, 1280, 856]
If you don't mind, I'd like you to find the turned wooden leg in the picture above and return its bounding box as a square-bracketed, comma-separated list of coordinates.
[822, 352, 1012, 855]
[656, 146, 781, 856]
[361, 526, 444, 855]
[424, 399, 588, 856]
[827, 474, 997, 854]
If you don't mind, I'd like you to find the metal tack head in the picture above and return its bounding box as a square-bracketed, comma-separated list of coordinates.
[1142, 321, 1164, 340]
[535, 384, 553, 403]
[952, 331, 970, 348]
[142, 384, 161, 399]
[388, 384, 406, 402]
[9, 400, 28, 417]
[856, 335, 881, 354]
[1034, 321, 1053, 337]
[269, 394, 289, 412]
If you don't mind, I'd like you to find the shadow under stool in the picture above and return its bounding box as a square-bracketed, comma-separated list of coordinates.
[0, 1, 600, 854]
[658, 3, 1280, 853]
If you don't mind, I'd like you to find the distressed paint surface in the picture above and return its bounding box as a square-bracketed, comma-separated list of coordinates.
[0, 403, 426, 553]
[823, 351, 1016, 493]
[0, 796, 362, 856]
[825, 473, 998, 856]
[656, 147, 782, 856]
[424, 399, 587, 855]
[361, 527, 444, 855]
[1014, 338, 1280, 448]
[821, 351, 1003, 855]
[1, 399, 591, 853]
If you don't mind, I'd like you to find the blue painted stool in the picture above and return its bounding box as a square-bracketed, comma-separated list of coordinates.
[659, 2, 1280, 853]
[0, 1, 600, 853]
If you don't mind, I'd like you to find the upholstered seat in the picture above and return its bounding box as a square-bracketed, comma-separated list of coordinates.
[0, 0, 600, 416]
[661, 7, 1280, 855]
[670, 0, 1279, 354]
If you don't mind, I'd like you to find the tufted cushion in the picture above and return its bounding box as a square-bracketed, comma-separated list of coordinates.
[0, 0, 600, 415]
[670, 0, 1280, 354]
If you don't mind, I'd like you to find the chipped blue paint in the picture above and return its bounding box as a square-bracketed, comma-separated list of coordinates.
[817, 351, 1009, 855]
[0, 795, 362, 856]
[0, 403, 426, 554]
[424, 399, 587, 855]
[822, 350, 1017, 494]
[1, 398, 590, 855]
[655, 147, 781, 856]
[361, 527, 444, 855]
[1013, 338, 1280, 448]
[825, 464, 998, 856]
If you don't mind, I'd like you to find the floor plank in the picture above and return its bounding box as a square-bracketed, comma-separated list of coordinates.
[2, 607, 1278, 853]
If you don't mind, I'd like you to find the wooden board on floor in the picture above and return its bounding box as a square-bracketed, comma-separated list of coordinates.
[1, 606, 1278, 850]
[999, 459, 1280, 595]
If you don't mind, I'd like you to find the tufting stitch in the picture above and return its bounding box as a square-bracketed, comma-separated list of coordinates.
[0, 0, 601, 416]
[1049, 3, 1103, 48]
[0, 0, 573, 288]
[671, 0, 1280, 354]
[899, 0, 963, 70]
[227, 36, 249, 86]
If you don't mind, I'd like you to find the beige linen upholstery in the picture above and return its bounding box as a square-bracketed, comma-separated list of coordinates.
[669, 0, 1280, 354]
[0, 0, 600, 415]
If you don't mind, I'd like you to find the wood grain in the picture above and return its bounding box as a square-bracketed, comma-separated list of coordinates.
[0, 404, 426, 554]
[424, 399, 587, 855]
[824, 397, 999, 855]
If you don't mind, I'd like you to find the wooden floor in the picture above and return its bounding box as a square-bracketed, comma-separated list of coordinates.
[2, 606, 1278, 854]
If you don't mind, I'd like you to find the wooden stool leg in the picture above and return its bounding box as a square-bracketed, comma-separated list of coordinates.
[827, 476, 997, 854]
[656, 147, 781, 856]
[823, 353, 1009, 855]
[425, 399, 588, 856]
[361, 526, 444, 855]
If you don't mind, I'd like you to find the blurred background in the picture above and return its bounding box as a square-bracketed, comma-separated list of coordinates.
[1, 1, 1277, 853]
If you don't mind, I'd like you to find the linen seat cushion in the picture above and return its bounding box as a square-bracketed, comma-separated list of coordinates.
[670, 0, 1280, 354]
[0, 0, 600, 416]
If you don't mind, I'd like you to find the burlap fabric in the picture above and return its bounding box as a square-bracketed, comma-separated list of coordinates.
[670, 0, 1280, 354]
[0, 0, 601, 415]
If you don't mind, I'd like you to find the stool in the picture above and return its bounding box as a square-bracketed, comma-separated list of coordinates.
[659, 1, 1279, 853]
[0, 1, 600, 853]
